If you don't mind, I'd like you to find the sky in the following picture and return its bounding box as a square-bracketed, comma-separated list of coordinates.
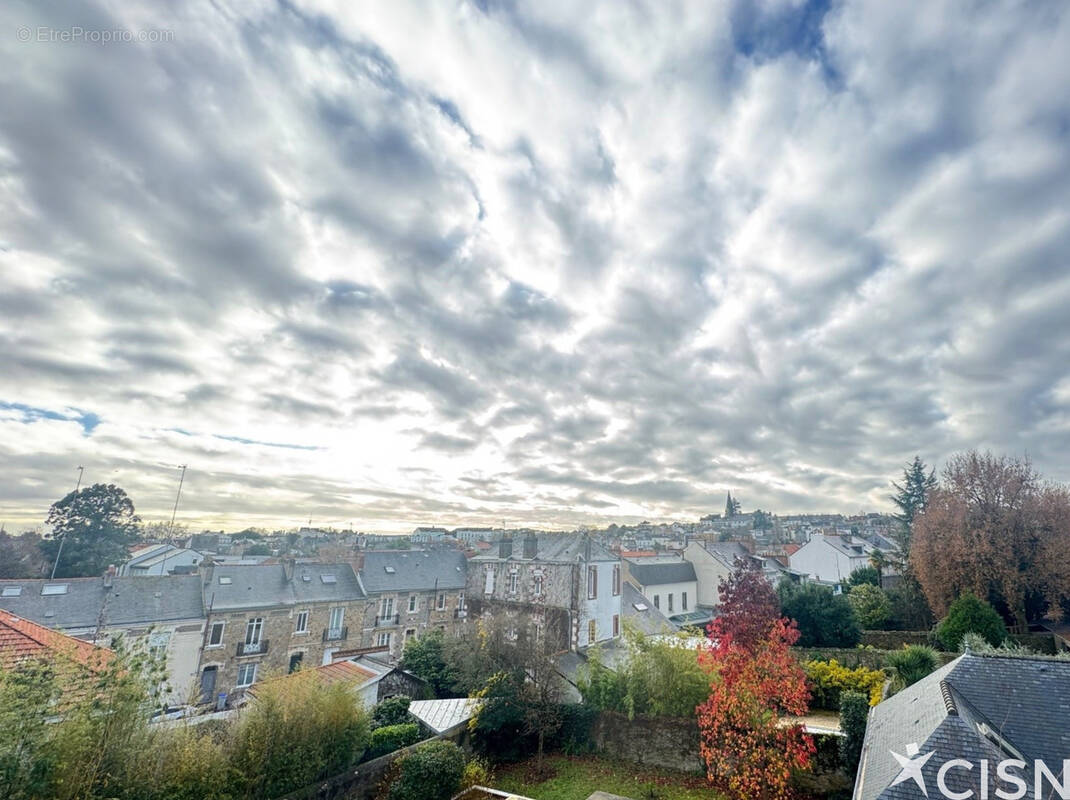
[2, 1, 1070, 534]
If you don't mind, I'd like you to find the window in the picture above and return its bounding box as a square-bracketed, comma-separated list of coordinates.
[408, 595, 417, 613]
[588, 619, 596, 643]
[612, 614, 620, 637]
[405, 628, 416, 640]
[612, 564, 621, 596]
[295, 611, 309, 634]
[587, 566, 597, 599]
[509, 572, 518, 593]
[653, 594, 660, 609]
[1, 586, 22, 597]
[384, 566, 396, 574]
[682, 591, 688, 611]
[245, 618, 263, 646]
[534, 575, 543, 596]
[236, 663, 257, 687]
[207, 621, 224, 646]
[484, 568, 495, 595]
[458, 591, 465, 610]
[328, 607, 344, 634]
[41, 584, 68, 595]
[380, 597, 394, 617]
[668, 593, 674, 613]
[320, 574, 336, 584]
[218, 576, 232, 585]
[377, 632, 391, 648]
[288, 652, 303, 674]
[437, 592, 446, 610]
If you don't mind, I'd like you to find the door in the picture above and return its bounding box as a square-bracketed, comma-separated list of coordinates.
[200, 666, 217, 703]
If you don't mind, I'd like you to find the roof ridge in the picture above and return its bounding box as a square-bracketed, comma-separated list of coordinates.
[939, 679, 958, 715]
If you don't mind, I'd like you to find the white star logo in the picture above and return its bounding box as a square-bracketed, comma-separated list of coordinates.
[890, 742, 936, 796]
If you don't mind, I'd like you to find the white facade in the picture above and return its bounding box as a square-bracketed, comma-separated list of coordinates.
[788, 533, 872, 583]
[580, 560, 623, 646]
[639, 579, 697, 616]
[683, 541, 734, 607]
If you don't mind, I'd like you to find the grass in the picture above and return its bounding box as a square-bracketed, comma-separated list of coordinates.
[492, 754, 722, 800]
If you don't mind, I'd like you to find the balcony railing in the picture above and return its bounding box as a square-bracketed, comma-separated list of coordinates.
[322, 626, 348, 642]
[237, 639, 268, 656]
[375, 614, 399, 627]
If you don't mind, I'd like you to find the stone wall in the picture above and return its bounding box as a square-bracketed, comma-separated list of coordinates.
[591, 711, 703, 773]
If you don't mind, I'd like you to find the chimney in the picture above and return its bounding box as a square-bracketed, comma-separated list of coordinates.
[583, 533, 592, 562]
[282, 556, 295, 582]
[522, 531, 538, 559]
[103, 564, 116, 588]
[499, 533, 513, 560]
[352, 549, 365, 573]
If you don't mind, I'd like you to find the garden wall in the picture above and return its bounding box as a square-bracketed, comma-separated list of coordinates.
[794, 646, 958, 669]
[591, 711, 703, 773]
[860, 629, 1057, 654]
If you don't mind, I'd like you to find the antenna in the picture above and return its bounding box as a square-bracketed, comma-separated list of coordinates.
[50, 466, 84, 580]
[168, 465, 187, 539]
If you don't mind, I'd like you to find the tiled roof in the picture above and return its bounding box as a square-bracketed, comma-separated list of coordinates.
[249, 658, 378, 699]
[621, 581, 676, 635]
[0, 611, 111, 671]
[359, 550, 467, 593]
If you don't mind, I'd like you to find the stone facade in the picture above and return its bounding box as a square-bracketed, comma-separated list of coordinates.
[353, 587, 469, 661]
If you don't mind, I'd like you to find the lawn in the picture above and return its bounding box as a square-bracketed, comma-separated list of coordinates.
[492, 754, 722, 800]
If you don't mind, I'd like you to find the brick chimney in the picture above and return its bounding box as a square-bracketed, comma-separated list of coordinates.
[522, 531, 538, 559]
[103, 564, 116, 588]
[499, 533, 513, 560]
[282, 556, 295, 582]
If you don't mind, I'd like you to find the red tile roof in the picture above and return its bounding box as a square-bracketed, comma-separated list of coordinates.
[0, 611, 112, 671]
[249, 658, 378, 698]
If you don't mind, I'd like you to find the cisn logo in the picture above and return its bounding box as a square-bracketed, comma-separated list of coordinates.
[889, 744, 1070, 800]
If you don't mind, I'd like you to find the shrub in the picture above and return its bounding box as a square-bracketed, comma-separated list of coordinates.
[846, 566, 880, 588]
[387, 740, 465, 800]
[366, 723, 422, 760]
[885, 645, 938, 692]
[803, 659, 884, 709]
[848, 584, 893, 629]
[460, 757, 492, 790]
[839, 691, 869, 775]
[779, 581, 862, 647]
[936, 593, 1008, 651]
[549, 704, 596, 754]
[372, 696, 412, 729]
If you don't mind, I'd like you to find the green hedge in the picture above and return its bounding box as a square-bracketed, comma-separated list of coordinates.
[366, 723, 423, 760]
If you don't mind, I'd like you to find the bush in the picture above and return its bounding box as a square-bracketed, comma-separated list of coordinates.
[936, 593, 1008, 651]
[846, 566, 880, 588]
[778, 581, 862, 647]
[885, 645, 938, 692]
[387, 740, 465, 800]
[839, 691, 869, 775]
[848, 584, 892, 629]
[803, 659, 884, 709]
[460, 757, 492, 790]
[549, 704, 596, 754]
[886, 575, 935, 630]
[372, 696, 412, 729]
[366, 723, 422, 760]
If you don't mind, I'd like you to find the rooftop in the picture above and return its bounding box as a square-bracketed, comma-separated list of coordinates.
[359, 550, 467, 593]
[0, 611, 112, 671]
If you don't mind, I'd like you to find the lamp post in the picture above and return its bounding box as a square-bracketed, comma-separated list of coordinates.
[50, 466, 84, 580]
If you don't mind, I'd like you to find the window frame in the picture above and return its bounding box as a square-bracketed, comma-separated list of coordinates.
[588, 619, 596, 643]
[587, 566, 597, 600]
[245, 617, 263, 646]
[436, 592, 446, 611]
[236, 662, 258, 688]
[207, 621, 225, 647]
[612, 564, 621, 596]
[408, 594, 417, 613]
[295, 610, 309, 634]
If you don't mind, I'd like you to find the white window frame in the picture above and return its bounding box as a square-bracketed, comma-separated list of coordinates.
[328, 607, 344, 634]
[534, 574, 543, 596]
[612, 564, 621, 596]
[484, 568, 495, 595]
[377, 631, 391, 648]
[245, 618, 263, 646]
[380, 597, 394, 617]
[436, 592, 446, 611]
[458, 591, 465, 610]
[295, 610, 309, 634]
[509, 572, 518, 594]
[236, 663, 257, 688]
[587, 566, 597, 600]
[207, 621, 225, 647]
[408, 595, 417, 613]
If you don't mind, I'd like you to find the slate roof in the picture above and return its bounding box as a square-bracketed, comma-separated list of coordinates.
[408, 697, 480, 733]
[471, 533, 617, 563]
[621, 581, 676, 635]
[0, 611, 112, 671]
[854, 653, 1070, 800]
[0, 575, 205, 629]
[624, 558, 696, 587]
[204, 563, 364, 611]
[359, 550, 467, 593]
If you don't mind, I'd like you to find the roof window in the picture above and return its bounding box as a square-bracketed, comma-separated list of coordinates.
[384, 566, 396, 574]
[41, 584, 68, 595]
[218, 576, 232, 585]
[321, 574, 337, 584]
[1, 586, 22, 597]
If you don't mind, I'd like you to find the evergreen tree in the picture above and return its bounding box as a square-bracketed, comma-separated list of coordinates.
[890, 456, 936, 555]
[40, 484, 141, 578]
[724, 492, 741, 518]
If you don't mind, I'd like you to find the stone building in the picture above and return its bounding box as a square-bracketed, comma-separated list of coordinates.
[196, 559, 369, 704]
[355, 549, 470, 660]
[468, 532, 622, 651]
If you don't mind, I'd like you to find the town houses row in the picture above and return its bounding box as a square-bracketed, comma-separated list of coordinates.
[0, 529, 897, 709]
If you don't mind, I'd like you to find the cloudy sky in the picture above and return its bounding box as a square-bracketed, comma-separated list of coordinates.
[2, 1, 1069, 533]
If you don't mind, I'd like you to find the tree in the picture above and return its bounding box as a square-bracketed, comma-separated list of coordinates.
[713, 560, 781, 651]
[400, 630, 457, 698]
[868, 549, 888, 589]
[752, 510, 773, 531]
[838, 691, 868, 775]
[778, 581, 861, 647]
[911, 451, 1070, 627]
[40, 484, 141, 578]
[372, 696, 412, 729]
[885, 646, 938, 692]
[0, 531, 47, 578]
[935, 593, 1008, 651]
[891, 456, 937, 555]
[845, 566, 880, 589]
[847, 584, 892, 630]
[886, 576, 934, 631]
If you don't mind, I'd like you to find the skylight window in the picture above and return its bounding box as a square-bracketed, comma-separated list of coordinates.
[41, 584, 68, 595]
[302, 575, 311, 582]
[218, 576, 232, 585]
[2, 586, 22, 597]
[384, 566, 396, 574]
[632, 602, 648, 611]
[321, 574, 337, 584]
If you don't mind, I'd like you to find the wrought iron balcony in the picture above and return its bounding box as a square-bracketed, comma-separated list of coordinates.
[375, 613, 399, 627]
[322, 626, 348, 642]
[237, 639, 268, 656]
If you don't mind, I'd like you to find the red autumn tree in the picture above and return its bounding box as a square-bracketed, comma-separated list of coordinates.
[697, 563, 815, 800]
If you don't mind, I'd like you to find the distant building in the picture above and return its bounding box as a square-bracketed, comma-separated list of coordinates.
[622, 556, 698, 617]
[120, 543, 205, 576]
[788, 532, 875, 584]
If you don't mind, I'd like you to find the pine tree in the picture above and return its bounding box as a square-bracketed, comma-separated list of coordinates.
[724, 492, 741, 518]
[890, 456, 936, 555]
